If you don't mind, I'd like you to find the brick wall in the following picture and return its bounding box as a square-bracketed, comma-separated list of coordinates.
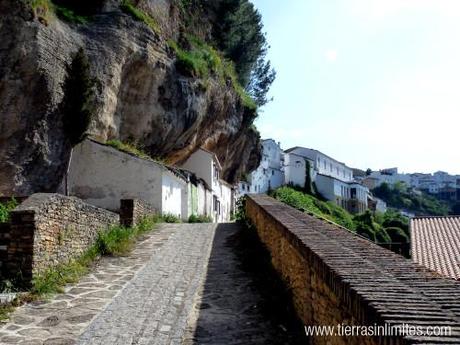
[0, 223, 10, 274]
[120, 199, 157, 227]
[5, 193, 119, 284]
[246, 194, 460, 345]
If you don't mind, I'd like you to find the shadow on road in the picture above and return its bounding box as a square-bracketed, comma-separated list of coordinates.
[185, 222, 308, 345]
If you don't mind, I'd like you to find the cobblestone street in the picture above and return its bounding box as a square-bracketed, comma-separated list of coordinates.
[0, 223, 305, 345]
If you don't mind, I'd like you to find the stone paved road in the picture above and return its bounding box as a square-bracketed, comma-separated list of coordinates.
[0, 224, 178, 345]
[0, 223, 305, 345]
[77, 223, 216, 345]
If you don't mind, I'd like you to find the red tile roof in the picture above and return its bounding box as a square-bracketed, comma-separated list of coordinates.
[411, 216, 460, 280]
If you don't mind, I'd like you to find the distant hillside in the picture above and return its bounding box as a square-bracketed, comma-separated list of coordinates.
[352, 168, 366, 178]
[372, 182, 449, 216]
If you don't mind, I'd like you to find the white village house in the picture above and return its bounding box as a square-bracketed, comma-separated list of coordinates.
[238, 139, 284, 195]
[180, 148, 234, 223]
[285, 147, 369, 214]
[65, 139, 233, 222]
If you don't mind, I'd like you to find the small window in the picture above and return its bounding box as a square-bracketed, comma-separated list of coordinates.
[272, 170, 275, 176]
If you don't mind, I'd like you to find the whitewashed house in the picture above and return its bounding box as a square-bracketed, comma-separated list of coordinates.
[285, 147, 369, 214]
[181, 148, 233, 222]
[66, 139, 188, 218]
[284, 152, 315, 189]
[239, 139, 285, 195]
[285, 147, 354, 183]
[368, 168, 411, 187]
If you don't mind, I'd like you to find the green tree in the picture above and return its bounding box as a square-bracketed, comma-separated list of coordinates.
[61, 48, 95, 146]
[213, 0, 275, 107]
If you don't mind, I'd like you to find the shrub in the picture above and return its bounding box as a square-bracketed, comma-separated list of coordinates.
[96, 225, 134, 256]
[270, 187, 355, 230]
[373, 182, 449, 216]
[169, 36, 257, 111]
[161, 213, 181, 223]
[120, 0, 159, 32]
[54, 5, 89, 24]
[385, 227, 409, 244]
[188, 214, 212, 223]
[0, 198, 18, 223]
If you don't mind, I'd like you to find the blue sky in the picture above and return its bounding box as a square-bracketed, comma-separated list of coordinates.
[252, 0, 460, 175]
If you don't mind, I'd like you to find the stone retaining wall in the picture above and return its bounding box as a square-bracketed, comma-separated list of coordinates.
[120, 199, 157, 227]
[246, 194, 460, 345]
[5, 193, 119, 284]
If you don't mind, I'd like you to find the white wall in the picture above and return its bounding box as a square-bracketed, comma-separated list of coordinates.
[285, 153, 307, 188]
[162, 172, 184, 218]
[218, 183, 233, 222]
[247, 139, 285, 194]
[68, 140, 163, 212]
[315, 174, 337, 201]
[181, 149, 214, 188]
[287, 147, 353, 182]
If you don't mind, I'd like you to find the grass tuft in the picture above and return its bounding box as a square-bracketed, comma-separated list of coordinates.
[0, 216, 159, 320]
[106, 140, 150, 160]
[161, 213, 181, 223]
[121, 0, 159, 33]
[188, 214, 212, 223]
[28, 0, 89, 24]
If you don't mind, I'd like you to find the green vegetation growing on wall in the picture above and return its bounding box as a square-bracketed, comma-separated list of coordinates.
[373, 182, 449, 216]
[106, 140, 150, 160]
[270, 187, 355, 230]
[0, 216, 160, 319]
[120, 0, 159, 33]
[0, 198, 18, 223]
[169, 36, 257, 111]
[32, 216, 158, 296]
[28, 0, 102, 24]
[271, 187, 410, 248]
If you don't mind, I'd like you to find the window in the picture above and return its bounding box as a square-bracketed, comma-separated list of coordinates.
[272, 170, 275, 176]
[213, 163, 219, 180]
[351, 188, 356, 199]
[213, 196, 220, 215]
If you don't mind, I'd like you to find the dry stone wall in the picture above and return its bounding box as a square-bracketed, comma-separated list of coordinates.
[246, 194, 460, 345]
[4, 193, 119, 284]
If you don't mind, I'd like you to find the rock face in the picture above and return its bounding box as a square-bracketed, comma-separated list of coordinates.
[0, 0, 261, 195]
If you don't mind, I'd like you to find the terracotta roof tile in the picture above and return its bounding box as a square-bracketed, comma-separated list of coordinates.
[411, 216, 460, 280]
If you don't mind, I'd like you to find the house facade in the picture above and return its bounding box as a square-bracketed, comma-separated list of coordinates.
[285, 147, 353, 183]
[66, 139, 190, 219]
[285, 147, 369, 214]
[239, 139, 285, 195]
[181, 148, 233, 222]
[284, 152, 315, 189]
